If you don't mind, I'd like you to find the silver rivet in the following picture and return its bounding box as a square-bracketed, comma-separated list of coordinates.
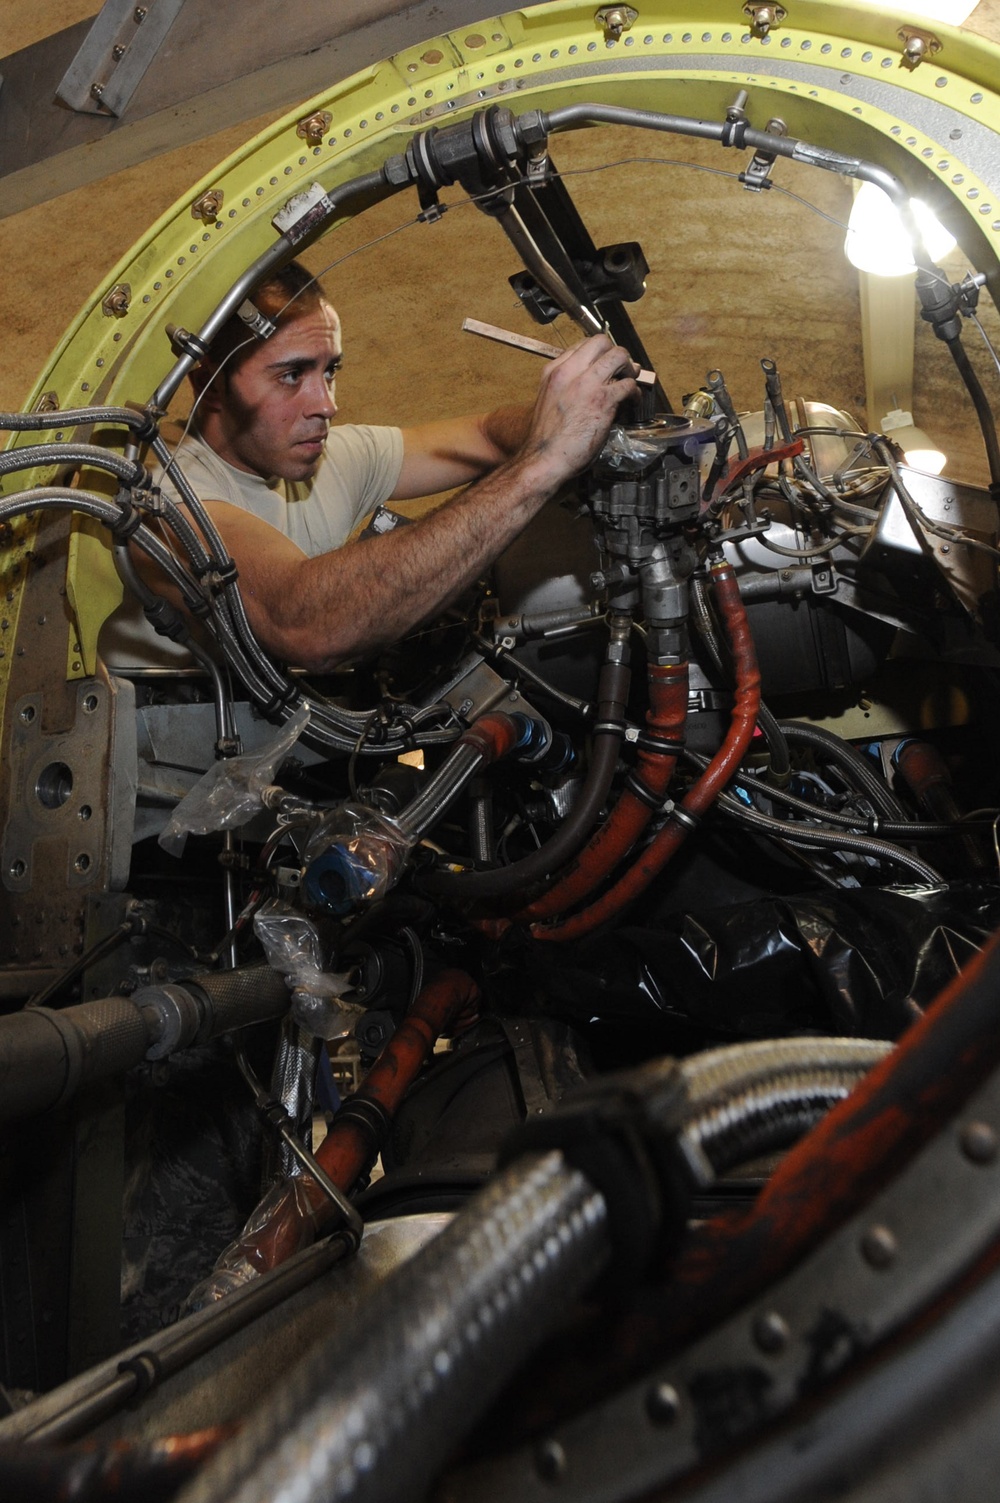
[646, 1381, 680, 1424]
[861, 1224, 897, 1268]
[961, 1120, 998, 1164]
[753, 1310, 790, 1353]
[535, 1439, 567, 1481]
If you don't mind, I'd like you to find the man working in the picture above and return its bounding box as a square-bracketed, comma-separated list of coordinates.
[154, 260, 638, 671]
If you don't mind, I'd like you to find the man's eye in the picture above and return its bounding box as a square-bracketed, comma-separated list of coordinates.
[279, 369, 304, 385]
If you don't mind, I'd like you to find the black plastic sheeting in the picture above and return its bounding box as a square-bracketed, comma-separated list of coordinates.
[120, 1043, 266, 1343]
[531, 884, 1000, 1056]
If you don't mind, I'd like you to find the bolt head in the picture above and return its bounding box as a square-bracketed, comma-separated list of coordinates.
[535, 1438, 567, 1482]
[861, 1224, 897, 1269]
[646, 1381, 680, 1424]
[961, 1120, 998, 1165]
[753, 1310, 790, 1354]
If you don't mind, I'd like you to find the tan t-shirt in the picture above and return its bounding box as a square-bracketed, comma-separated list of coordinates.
[101, 423, 404, 668]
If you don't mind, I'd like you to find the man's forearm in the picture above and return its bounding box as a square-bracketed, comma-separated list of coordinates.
[213, 334, 637, 671]
[279, 451, 555, 669]
[479, 403, 534, 458]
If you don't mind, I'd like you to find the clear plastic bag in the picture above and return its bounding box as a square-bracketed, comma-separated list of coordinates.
[253, 898, 364, 1040]
[185, 1176, 321, 1309]
[596, 417, 715, 475]
[301, 802, 413, 915]
[159, 705, 311, 855]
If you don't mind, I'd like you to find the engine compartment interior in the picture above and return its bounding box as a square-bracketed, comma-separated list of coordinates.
[3, 6, 1000, 1499]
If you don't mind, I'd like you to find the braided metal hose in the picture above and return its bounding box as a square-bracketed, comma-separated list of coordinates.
[174, 1151, 608, 1503]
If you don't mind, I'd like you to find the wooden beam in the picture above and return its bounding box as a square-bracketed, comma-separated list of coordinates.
[0, 0, 497, 220]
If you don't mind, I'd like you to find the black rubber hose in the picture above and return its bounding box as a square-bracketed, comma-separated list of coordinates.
[420, 626, 633, 901]
[945, 335, 1000, 490]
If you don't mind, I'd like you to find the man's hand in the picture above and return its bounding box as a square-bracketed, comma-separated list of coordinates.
[517, 334, 639, 488]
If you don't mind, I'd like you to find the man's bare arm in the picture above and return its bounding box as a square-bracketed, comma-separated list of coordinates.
[195, 335, 636, 670]
[392, 403, 533, 499]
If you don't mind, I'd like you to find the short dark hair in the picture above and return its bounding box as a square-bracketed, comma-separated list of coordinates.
[202, 260, 327, 376]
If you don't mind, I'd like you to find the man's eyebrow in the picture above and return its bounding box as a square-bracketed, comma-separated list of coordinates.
[265, 352, 343, 371]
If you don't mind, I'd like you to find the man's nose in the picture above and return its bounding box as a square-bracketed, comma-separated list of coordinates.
[306, 374, 336, 420]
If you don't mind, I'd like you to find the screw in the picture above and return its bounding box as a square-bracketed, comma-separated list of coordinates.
[960, 1120, 999, 1165]
[646, 1381, 681, 1424]
[134, 6, 148, 19]
[861, 1224, 897, 1268]
[113, 43, 126, 59]
[91, 82, 104, 100]
[603, 7, 630, 39]
[535, 1439, 567, 1482]
[753, 1310, 790, 1353]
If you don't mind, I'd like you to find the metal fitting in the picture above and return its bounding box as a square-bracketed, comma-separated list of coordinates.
[743, 2, 786, 38]
[898, 26, 941, 68]
[191, 189, 225, 223]
[136, 983, 206, 1060]
[102, 283, 132, 318]
[297, 110, 333, 146]
[596, 5, 637, 42]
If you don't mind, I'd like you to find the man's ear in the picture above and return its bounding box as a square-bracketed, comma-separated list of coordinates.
[188, 360, 224, 411]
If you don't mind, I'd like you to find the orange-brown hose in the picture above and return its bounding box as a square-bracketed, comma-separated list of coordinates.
[521, 662, 689, 921]
[531, 563, 759, 943]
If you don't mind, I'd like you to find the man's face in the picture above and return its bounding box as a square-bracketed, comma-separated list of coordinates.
[206, 300, 343, 482]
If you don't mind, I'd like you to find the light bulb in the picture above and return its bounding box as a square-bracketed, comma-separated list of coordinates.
[881, 408, 947, 475]
[845, 183, 957, 277]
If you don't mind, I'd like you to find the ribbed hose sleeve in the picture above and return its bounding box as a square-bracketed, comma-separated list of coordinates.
[0, 966, 291, 1124]
[193, 964, 291, 1037]
[677, 1037, 893, 1184]
[680, 1037, 892, 1103]
[683, 1069, 887, 1177]
[0, 998, 149, 1122]
[174, 1152, 608, 1503]
[779, 720, 908, 823]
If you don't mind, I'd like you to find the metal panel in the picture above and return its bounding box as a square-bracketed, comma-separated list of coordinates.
[55, 0, 189, 118]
